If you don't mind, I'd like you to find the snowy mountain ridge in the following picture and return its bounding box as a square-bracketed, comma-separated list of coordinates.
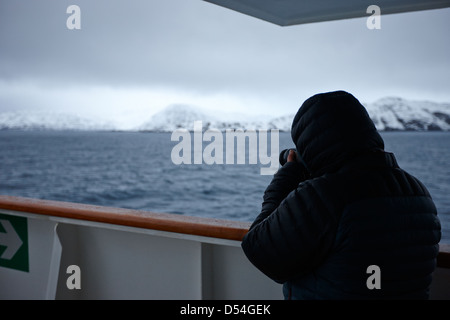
[137, 104, 278, 132]
[139, 97, 450, 132]
[0, 111, 116, 131]
[365, 97, 450, 131]
[0, 97, 449, 132]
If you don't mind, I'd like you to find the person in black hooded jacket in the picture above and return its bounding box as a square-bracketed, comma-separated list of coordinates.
[241, 90, 441, 299]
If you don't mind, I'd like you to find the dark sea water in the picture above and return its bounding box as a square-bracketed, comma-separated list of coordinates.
[0, 130, 449, 242]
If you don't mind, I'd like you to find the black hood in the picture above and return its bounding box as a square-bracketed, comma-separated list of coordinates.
[291, 91, 384, 177]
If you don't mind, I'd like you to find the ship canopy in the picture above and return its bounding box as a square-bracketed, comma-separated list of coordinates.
[204, 0, 450, 26]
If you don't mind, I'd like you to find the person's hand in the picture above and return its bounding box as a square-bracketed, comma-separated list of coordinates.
[287, 149, 296, 163]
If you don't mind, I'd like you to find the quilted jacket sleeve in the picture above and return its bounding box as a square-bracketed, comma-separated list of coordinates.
[249, 162, 306, 229]
[241, 163, 338, 283]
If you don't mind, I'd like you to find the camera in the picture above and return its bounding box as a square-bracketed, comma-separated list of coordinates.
[279, 148, 300, 166]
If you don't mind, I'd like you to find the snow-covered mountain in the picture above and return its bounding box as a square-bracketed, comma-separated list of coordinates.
[138, 98, 450, 132]
[138, 104, 216, 132]
[364, 97, 450, 131]
[0, 111, 116, 131]
[0, 97, 449, 132]
[138, 104, 279, 132]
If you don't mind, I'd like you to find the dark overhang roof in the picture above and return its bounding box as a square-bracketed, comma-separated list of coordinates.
[204, 0, 450, 26]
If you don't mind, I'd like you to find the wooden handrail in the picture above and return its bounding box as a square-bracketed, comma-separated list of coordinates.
[0, 195, 250, 241]
[0, 195, 449, 268]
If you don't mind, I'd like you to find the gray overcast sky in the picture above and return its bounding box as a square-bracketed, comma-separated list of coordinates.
[0, 0, 449, 128]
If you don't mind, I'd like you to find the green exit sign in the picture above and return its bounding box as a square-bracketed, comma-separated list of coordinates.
[0, 213, 29, 272]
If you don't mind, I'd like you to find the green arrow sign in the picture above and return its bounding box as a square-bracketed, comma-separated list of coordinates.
[0, 213, 29, 272]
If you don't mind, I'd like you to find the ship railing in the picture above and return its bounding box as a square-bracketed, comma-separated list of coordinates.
[0, 195, 448, 299]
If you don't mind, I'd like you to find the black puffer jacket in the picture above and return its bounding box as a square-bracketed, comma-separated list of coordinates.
[241, 91, 441, 299]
